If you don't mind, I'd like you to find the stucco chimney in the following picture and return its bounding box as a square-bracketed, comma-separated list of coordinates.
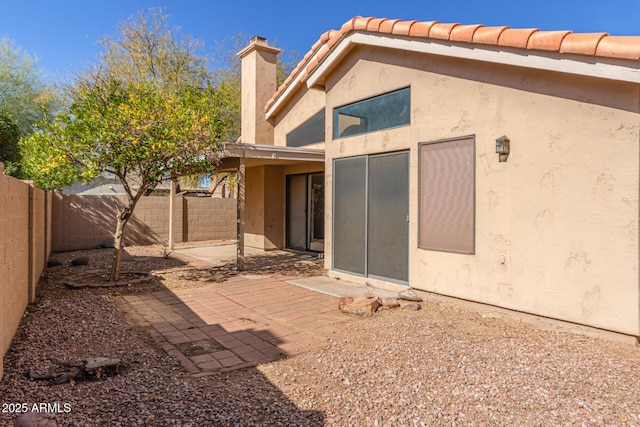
[237, 36, 280, 145]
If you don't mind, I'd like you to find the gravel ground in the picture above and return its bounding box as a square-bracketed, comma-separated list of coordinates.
[2, 244, 640, 426]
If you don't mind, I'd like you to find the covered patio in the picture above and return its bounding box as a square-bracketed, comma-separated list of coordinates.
[214, 142, 325, 270]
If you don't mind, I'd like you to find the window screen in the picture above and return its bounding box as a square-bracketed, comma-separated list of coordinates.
[286, 109, 325, 147]
[333, 87, 410, 139]
[333, 156, 367, 275]
[333, 153, 409, 282]
[419, 137, 475, 254]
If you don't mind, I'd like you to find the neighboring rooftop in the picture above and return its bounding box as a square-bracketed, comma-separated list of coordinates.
[266, 16, 640, 114]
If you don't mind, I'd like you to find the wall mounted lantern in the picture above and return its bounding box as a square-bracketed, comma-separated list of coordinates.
[496, 135, 510, 162]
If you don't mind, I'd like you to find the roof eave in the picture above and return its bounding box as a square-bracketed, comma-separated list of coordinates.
[266, 30, 640, 120]
[307, 32, 640, 88]
[221, 142, 325, 162]
[265, 70, 305, 120]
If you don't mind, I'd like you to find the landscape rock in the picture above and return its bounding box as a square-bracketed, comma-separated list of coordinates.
[3, 243, 640, 425]
[338, 296, 354, 307]
[380, 298, 401, 308]
[46, 259, 62, 267]
[14, 411, 57, 427]
[403, 302, 422, 311]
[338, 293, 380, 316]
[84, 357, 121, 378]
[26, 356, 122, 384]
[70, 256, 89, 266]
[398, 289, 423, 302]
[99, 239, 115, 248]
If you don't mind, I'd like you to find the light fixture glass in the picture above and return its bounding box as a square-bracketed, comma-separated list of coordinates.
[496, 136, 510, 162]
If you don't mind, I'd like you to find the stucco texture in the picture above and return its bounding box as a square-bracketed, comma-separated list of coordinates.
[273, 86, 326, 150]
[243, 162, 323, 251]
[311, 45, 640, 336]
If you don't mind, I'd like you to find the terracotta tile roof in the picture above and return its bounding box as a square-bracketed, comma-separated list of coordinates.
[265, 16, 640, 115]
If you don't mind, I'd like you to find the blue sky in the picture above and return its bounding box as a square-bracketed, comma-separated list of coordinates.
[1, 0, 639, 83]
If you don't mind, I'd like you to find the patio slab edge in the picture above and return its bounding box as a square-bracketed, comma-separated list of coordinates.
[285, 276, 398, 299]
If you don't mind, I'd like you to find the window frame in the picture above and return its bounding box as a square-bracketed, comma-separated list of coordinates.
[333, 87, 411, 139]
[286, 108, 326, 147]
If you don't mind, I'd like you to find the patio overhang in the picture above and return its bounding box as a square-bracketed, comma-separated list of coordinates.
[213, 142, 326, 272]
[216, 142, 325, 171]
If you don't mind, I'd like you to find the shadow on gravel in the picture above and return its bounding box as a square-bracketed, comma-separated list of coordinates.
[180, 251, 324, 283]
[0, 246, 326, 426]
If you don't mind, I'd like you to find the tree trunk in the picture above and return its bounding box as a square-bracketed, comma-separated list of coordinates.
[110, 207, 130, 282]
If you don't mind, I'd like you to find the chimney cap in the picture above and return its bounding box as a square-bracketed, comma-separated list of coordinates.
[251, 36, 268, 44]
[237, 36, 281, 58]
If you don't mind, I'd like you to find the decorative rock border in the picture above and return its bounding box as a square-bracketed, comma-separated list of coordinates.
[338, 293, 422, 316]
[65, 271, 155, 289]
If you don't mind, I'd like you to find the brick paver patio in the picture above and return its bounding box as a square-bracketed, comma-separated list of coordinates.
[118, 275, 352, 374]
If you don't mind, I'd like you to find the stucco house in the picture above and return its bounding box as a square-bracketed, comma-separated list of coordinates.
[219, 17, 640, 340]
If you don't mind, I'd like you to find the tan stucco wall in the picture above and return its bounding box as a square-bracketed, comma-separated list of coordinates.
[244, 162, 324, 250]
[318, 45, 640, 336]
[241, 46, 278, 145]
[282, 163, 324, 176]
[263, 166, 285, 249]
[273, 86, 326, 150]
[244, 165, 286, 250]
[245, 166, 267, 249]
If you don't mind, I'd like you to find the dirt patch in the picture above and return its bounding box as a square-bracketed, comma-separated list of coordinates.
[1, 241, 329, 426]
[5, 241, 640, 425]
[44, 241, 325, 294]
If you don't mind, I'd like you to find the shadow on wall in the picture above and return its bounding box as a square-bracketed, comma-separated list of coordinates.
[51, 194, 165, 252]
[51, 194, 237, 252]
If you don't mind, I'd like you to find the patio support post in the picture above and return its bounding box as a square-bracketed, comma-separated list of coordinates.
[168, 176, 176, 250]
[237, 158, 245, 271]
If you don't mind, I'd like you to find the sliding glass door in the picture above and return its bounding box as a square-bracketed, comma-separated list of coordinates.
[333, 151, 409, 283]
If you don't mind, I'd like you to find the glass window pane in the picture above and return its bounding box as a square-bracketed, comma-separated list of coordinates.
[286, 175, 307, 250]
[310, 174, 324, 241]
[286, 109, 325, 147]
[333, 87, 410, 139]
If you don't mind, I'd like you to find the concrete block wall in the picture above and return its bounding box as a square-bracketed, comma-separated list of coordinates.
[29, 187, 49, 302]
[126, 195, 172, 245]
[52, 195, 237, 252]
[52, 194, 116, 251]
[184, 197, 236, 241]
[0, 165, 51, 381]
